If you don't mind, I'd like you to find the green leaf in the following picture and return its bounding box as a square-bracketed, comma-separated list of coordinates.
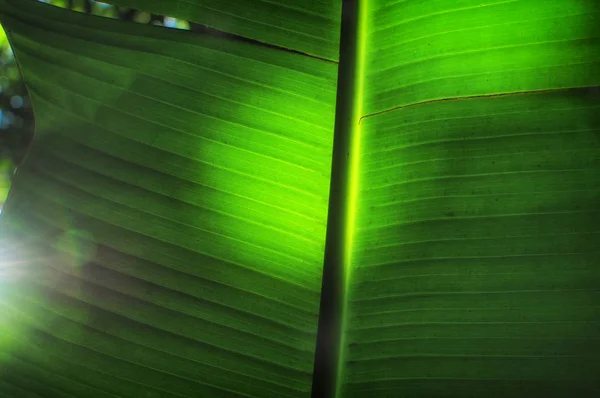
[1, 0, 599, 397]
[99, 0, 342, 61]
[342, 1, 600, 397]
[0, 0, 338, 397]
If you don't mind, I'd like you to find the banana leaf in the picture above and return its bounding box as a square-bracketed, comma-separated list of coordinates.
[0, 0, 599, 397]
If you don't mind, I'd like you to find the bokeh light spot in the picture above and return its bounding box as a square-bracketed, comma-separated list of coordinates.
[9, 95, 23, 109]
[133, 11, 151, 24]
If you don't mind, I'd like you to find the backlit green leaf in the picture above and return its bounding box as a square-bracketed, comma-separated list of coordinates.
[1, 0, 599, 397]
[0, 0, 338, 397]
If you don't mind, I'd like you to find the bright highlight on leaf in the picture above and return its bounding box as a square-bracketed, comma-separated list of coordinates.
[0, 0, 599, 397]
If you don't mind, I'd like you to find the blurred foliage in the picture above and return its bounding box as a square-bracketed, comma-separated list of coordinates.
[0, 22, 32, 213]
[0, 0, 190, 213]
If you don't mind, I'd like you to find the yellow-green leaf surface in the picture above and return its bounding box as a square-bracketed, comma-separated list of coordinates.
[99, 0, 342, 61]
[343, 1, 600, 397]
[0, 0, 338, 397]
[1, 0, 600, 398]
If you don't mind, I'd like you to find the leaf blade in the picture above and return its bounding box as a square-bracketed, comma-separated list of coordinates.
[0, 1, 339, 397]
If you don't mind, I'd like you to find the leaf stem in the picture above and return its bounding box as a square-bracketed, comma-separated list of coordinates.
[311, 1, 366, 397]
